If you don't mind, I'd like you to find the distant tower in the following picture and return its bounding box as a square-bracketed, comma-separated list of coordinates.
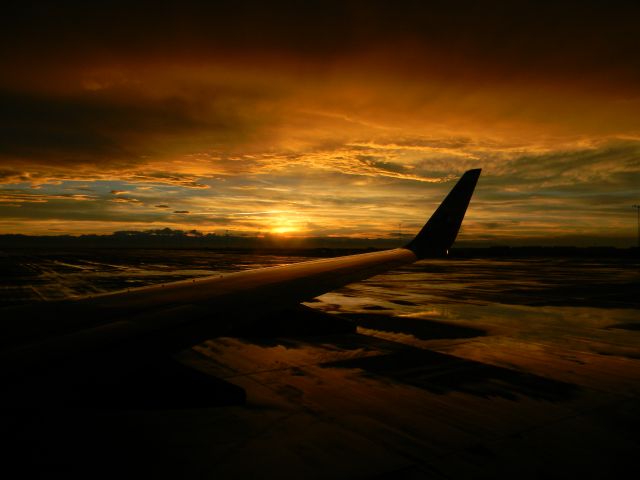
[633, 205, 640, 248]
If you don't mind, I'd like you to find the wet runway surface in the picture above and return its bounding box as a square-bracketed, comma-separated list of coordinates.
[1, 250, 639, 478]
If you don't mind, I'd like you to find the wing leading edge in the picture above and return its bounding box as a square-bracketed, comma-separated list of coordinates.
[0, 169, 481, 387]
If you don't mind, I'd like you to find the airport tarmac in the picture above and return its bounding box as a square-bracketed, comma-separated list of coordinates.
[1, 251, 639, 479]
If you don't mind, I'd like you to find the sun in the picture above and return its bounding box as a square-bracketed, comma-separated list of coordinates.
[269, 216, 302, 235]
[270, 226, 297, 235]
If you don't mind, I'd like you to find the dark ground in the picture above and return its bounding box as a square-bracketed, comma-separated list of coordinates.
[1, 249, 639, 479]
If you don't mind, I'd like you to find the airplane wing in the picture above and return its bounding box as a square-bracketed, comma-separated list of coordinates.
[0, 169, 481, 400]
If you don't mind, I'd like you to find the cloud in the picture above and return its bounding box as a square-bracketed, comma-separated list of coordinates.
[0, 2, 639, 244]
[0, 166, 214, 190]
[0, 86, 271, 167]
[110, 197, 142, 204]
[0, 190, 96, 204]
[4, 2, 640, 88]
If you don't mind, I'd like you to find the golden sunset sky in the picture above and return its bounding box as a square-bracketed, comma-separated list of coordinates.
[1, 1, 639, 245]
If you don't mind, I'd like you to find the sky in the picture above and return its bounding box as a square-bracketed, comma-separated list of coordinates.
[1, 1, 639, 246]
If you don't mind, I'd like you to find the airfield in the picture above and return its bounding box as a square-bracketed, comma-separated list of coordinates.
[2, 251, 639, 478]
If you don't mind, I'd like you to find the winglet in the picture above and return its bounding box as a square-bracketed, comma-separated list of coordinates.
[405, 169, 481, 258]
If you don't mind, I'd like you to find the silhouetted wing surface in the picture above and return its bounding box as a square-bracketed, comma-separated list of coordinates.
[0, 169, 480, 384]
[406, 169, 481, 258]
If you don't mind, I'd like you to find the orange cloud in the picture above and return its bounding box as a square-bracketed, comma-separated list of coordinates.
[1, 2, 639, 244]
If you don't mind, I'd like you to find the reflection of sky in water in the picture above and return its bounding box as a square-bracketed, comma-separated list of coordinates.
[307, 258, 640, 382]
[183, 258, 639, 478]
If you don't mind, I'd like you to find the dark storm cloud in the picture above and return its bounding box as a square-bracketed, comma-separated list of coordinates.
[3, 1, 639, 88]
[0, 91, 123, 161]
[0, 88, 265, 165]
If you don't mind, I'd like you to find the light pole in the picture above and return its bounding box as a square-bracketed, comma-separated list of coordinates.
[633, 205, 640, 248]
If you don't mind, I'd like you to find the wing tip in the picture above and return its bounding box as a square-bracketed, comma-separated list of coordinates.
[405, 168, 482, 259]
[464, 167, 482, 177]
